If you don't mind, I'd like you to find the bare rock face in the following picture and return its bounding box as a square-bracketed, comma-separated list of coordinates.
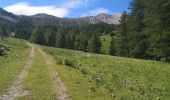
[80, 13, 122, 25]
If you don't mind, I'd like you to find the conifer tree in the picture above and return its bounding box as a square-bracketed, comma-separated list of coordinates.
[48, 32, 56, 47]
[110, 36, 116, 55]
[30, 26, 46, 45]
[0, 23, 6, 40]
[79, 33, 88, 51]
[88, 34, 101, 53]
[56, 28, 66, 48]
[128, 0, 148, 58]
[118, 11, 129, 57]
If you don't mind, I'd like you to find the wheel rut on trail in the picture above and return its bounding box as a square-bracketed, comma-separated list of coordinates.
[37, 46, 69, 100]
[0, 43, 35, 100]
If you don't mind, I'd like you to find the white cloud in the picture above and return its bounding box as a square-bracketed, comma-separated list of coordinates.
[4, 2, 69, 17]
[81, 8, 111, 17]
[61, 0, 89, 8]
[4, 0, 96, 17]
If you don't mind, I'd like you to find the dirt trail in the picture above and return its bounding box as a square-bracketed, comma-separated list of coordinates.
[37, 46, 69, 100]
[0, 43, 35, 100]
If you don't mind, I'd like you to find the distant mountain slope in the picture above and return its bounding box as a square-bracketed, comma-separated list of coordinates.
[30, 13, 121, 26]
[0, 8, 19, 23]
[30, 13, 88, 26]
[0, 8, 121, 26]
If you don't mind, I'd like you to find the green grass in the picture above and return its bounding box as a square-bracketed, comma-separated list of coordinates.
[1, 38, 170, 100]
[0, 38, 29, 95]
[42, 46, 170, 100]
[100, 35, 112, 54]
[19, 46, 56, 100]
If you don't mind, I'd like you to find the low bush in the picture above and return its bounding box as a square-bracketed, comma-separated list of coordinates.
[64, 59, 78, 68]
[0, 45, 7, 56]
[80, 68, 88, 75]
[56, 59, 63, 65]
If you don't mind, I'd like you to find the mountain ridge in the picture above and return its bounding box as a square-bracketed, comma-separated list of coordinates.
[0, 8, 121, 26]
[0, 8, 19, 23]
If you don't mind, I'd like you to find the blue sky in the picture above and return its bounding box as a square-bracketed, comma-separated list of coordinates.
[0, 0, 131, 18]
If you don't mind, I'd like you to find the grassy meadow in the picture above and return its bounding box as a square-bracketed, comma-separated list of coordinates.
[42, 46, 170, 100]
[0, 38, 29, 95]
[0, 38, 170, 100]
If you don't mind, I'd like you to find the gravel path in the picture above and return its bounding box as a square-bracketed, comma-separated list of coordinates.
[37, 46, 69, 100]
[0, 44, 69, 100]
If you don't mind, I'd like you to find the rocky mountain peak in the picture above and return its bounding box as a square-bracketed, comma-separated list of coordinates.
[80, 13, 121, 25]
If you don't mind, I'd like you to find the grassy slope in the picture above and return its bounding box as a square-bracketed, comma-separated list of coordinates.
[0, 38, 29, 95]
[42, 46, 170, 100]
[100, 35, 112, 55]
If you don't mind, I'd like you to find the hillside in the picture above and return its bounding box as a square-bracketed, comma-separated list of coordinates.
[0, 8, 19, 23]
[0, 38, 170, 99]
[42, 45, 170, 100]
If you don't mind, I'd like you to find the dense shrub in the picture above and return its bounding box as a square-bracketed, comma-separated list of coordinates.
[64, 59, 78, 68]
[0, 45, 7, 56]
[56, 59, 63, 65]
[80, 68, 88, 75]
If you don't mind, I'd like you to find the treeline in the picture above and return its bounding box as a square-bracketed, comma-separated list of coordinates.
[0, 19, 115, 54]
[28, 23, 115, 54]
[110, 0, 170, 61]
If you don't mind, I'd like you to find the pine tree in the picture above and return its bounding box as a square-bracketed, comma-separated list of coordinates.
[110, 36, 116, 55]
[30, 26, 46, 45]
[118, 11, 129, 57]
[0, 23, 6, 40]
[88, 34, 101, 53]
[145, 0, 170, 60]
[48, 32, 56, 47]
[79, 33, 88, 51]
[65, 31, 76, 49]
[74, 35, 80, 50]
[128, 0, 148, 58]
[56, 28, 66, 48]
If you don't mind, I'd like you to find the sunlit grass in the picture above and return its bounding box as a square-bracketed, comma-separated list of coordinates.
[42, 46, 170, 100]
[0, 38, 29, 95]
